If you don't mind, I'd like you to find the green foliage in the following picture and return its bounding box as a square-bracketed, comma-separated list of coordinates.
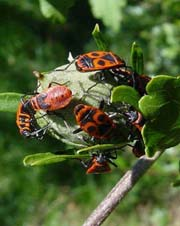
[0, 92, 22, 112]
[92, 24, 109, 50]
[111, 75, 180, 157]
[39, 0, 66, 23]
[0, 1, 179, 226]
[131, 42, 144, 74]
[140, 75, 180, 156]
[89, 0, 126, 33]
[23, 143, 126, 167]
[23, 152, 88, 166]
[77, 143, 126, 154]
[111, 85, 141, 110]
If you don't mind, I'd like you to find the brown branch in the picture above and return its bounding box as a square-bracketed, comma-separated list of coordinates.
[82, 150, 164, 226]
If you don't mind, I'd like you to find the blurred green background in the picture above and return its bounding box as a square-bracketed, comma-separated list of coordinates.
[0, 1, 179, 225]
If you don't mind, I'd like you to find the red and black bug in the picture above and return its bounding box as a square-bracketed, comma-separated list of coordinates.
[16, 101, 48, 139]
[73, 101, 116, 139]
[80, 151, 118, 174]
[75, 51, 126, 72]
[86, 154, 112, 174]
[56, 51, 150, 95]
[124, 109, 146, 157]
[23, 82, 72, 113]
[132, 139, 145, 157]
[125, 109, 145, 133]
[56, 51, 126, 76]
[130, 111, 145, 132]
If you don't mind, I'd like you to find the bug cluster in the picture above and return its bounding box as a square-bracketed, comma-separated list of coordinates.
[16, 51, 151, 174]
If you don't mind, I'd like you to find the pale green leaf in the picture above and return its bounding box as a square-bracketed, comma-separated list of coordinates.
[39, 0, 66, 23]
[89, 0, 126, 32]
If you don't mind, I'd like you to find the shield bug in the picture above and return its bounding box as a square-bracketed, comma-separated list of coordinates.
[73, 101, 116, 139]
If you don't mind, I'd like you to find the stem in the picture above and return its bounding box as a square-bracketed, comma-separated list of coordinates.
[82, 150, 164, 226]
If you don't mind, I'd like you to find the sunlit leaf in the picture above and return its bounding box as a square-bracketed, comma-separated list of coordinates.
[111, 85, 141, 110]
[89, 0, 126, 32]
[92, 24, 109, 50]
[39, 0, 66, 23]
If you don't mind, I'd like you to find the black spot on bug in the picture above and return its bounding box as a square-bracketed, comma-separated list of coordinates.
[91, 52, 100, 57]
[87, 125, 96, 133]
[102, 54, 115, 63]
[97, 114, 106, 122]
[97, 60, 105, 66]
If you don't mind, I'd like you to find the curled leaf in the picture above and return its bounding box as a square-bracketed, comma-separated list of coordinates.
[139, 75, 180, 156]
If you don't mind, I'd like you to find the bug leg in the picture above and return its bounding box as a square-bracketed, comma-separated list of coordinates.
[78, 82, 102, 102]
[20, 87, 40, 103]
[99, 99, 105, 110]
[46, 111, 71, 130]
[106, 158, 118, 167]
[73, 127, 83, 134]
[55, 56, 79, 71]
[30, 123, 50, 140]
[75, 157, 93, 170]
[94, 71, 106, 81]
[130, 71, 136, 88]
[55, 61, 74, 71]
[78, 159, 89, 169]
[48, 81, 70, 87]
[103, 150, 118, 167]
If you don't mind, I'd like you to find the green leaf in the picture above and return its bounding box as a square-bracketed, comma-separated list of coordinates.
[92, 24, 109, 50]
[39, 0, 66, 23]
[77, 143, 126, 154]
[130, 42, 144, 74]
[139, 75, 180, 156]
[0, 92, 22, 113]
[111, 85, 141, 110]
[89, 0, 126, 33]
[23, 152, 88, 166]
